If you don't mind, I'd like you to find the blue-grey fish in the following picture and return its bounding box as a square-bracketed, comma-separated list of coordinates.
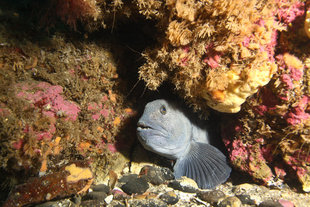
[137, 99, 231, 189]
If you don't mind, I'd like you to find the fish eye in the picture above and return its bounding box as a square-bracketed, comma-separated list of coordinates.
[160, 105, 167, 115]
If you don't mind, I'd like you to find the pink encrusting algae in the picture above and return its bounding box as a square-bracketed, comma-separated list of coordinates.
[87, 102, 110, 120]
[15, 82, 80, 121]
[224, 136, 274, 183]
[203, 44, 221, 69]
[23, 121, 56, 141]
[276, 0, 305, 24]
[281, 74, 294, 89]
[285, 96, 310, 125]
[223, 48, 310, 189]
[10, 82, 81, 143]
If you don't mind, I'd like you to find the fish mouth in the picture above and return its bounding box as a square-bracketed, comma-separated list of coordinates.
[137, 121, 152, 130]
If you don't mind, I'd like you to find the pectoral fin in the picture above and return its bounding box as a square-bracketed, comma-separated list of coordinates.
[173, 142, 231, 189]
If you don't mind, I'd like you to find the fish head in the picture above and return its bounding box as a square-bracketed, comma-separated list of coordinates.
[137, 99, 191, 159]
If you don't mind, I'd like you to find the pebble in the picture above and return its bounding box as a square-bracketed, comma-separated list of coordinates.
[105, 195, 114, 204]
[112, 188, 130, 200]
[80, 200, 102, 207]
[160, 167, 175, 180]
[258, 200, 283, 207]
[236, 183, 269, 194]
[83, 191, 107, 202]
[139, 165, 174, 185]
[278, 199, 295, 207]
[218, 196, 242, 207]
[35, 199, 75, 207]
[118, 174, 138, 183]
[121, 177, 149, 195]
[197, 190, 226, 204]
[168, 176, 198, 193]
[107, 200, 126, 207]
[91, 184, 110, 194]
[159, 191, 179, 205]
[128, 198, 167, 207]
[236, 194, 256, 205]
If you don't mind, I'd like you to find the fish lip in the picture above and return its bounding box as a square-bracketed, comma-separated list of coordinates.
[137, 121, 152, 130]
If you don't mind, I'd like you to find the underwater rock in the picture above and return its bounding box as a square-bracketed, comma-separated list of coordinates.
[82, 191, 107, 203]
[278, 199, 295, 207]
[139, 165, 174, 185]
[137, 0, 292, 113]
[197, 190, 226, 205]
[90, 184, 110, 194]
[111, 188, 130, 200]
[222, 48, 310, 190]
[121, 177, 149, 195]
[218, 196, 242, 207]
[20, 0, 307, 115]
[118, 174, 138, 183]
[0, 80, 82, 174]
[159, 191, 179, 205]
[168, 176, 198, 193]
[258, 200, 284, 207]
[236, 194, 256, 205]
[128, 199, 167, 207]
[14, 81, 80, 122]
[3, 162, 93, 207]
[34, 199, 76, 207]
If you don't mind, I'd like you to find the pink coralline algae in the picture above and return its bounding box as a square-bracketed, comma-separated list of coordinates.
[23, 122, 56, 141]
[87, 97, 111, 121]
[286, 96, 310, 125]
[222, 128, 273, 183]
[254, 87, 279, 116]
[289, 66, 303, 80]
[281, 74, 294, 89]
[223, 51, 310, 189]
[277, 54, 304, 90]
[15, 82, 80, 121]
[284, 151, 310, 192]
[203, 44, 221, 69]
[12, 81, 80, 141]
[276, 0, 305, 24]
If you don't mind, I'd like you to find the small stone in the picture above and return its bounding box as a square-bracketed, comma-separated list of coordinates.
[159, 191, 179, 205]
[139, 166, 174, 185]
[35, 199, 75, 207]
[80, 200, 102, 207]
[72, 195, 81, 205]
[108, 200, 126, 207]
[128, 199, 167, 207]
[91, 184, 110, 194]
[197, 190, 226, 204]
[121, 177, 149, 195]
[233, 183, 265, 194]
[218, 196, 242, 207]
[118, 174, 138, 183]
[258, 200, 283, 207]
[236, 194, 256, 205]
[168, 176, 198, 193]
[278, 199, 295, 207]
[82, 191, 107, 202]
[104, 195, 114, 204]
[161, 167, 175, 180]
[112, 188, 130, 200]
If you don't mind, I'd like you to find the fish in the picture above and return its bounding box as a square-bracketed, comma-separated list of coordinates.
[136, 99, 231, 189]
